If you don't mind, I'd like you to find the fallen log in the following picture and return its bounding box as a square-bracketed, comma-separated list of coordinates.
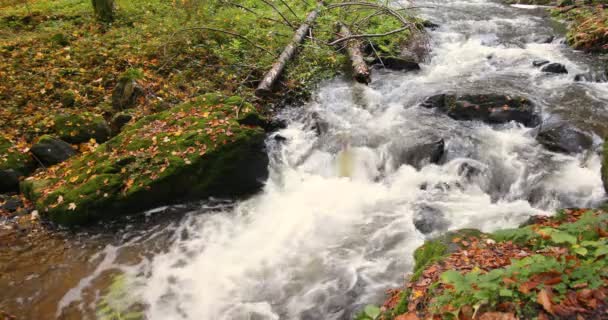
[255, 4, 322, 97]
[337, 22, 371, 84]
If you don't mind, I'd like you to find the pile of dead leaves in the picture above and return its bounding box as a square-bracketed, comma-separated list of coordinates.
[380, 209, 608, 320]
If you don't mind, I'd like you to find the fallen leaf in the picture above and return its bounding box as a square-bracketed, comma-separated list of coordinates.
[68, 203, 77, 210]
[537, 288, 554, 315]
[395, 312, 419, 320]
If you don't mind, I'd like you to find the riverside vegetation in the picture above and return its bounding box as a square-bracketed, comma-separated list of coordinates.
[0, 0, 426, 225]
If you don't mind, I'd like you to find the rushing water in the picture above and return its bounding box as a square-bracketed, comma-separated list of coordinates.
[3, 0, 608, 319]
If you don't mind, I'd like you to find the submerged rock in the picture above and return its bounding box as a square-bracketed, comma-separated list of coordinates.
[373, 56, 421, 72]
[532, 60, 550, 67]
[574, 72, 608, 83]
[421, 93, 539, 127]
[413, 205, 449, 234]
[30, 136, 76, 166]
[22, 94, 269, 226]
[541, 62, 568, 74]
[537, 123, 593, 154]
[392, 138, 445, 170]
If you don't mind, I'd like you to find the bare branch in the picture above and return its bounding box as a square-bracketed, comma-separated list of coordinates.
[278, 0, 300, 19]
[260, 0, 295, 29]
[329, 26, 409, 46]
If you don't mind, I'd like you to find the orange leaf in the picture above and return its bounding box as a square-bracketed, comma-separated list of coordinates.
[395, 313, 419, 320]
[537, 288, 554, 315]
[478, 312, 517, 320]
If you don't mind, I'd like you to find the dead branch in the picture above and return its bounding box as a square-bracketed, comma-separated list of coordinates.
[261, 0, 295, 29]
[256, 4, 322, 97]
[278, 0, 300, 19]
[337, 22, 371, 84]
[329, 26, 409, 46]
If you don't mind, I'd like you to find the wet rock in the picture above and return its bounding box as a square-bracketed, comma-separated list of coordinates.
[273, 134, 287, 142]
[458, 162, 484, 180]
[112, 78, 144, 110]
[373, 56, 421, 72]
[0, 170, 20, 194]
[110, 113, 133, 135]
[541, 62, 568, 74]
[393, 138, 445, 170]
[421, 93, 540, 127]
[311, 112, 329, 136]
[22, 94, 269, 226]
[532, 60, 550, 67]
[574, 72, 607, 83]
[422, 20, 440, 30]
[51, 112, 111, 144]
[413, 205, 449, 234]
[537, 123, 593, 154]
[531, 35, 554, 44]
[30, 136, 77, 166]
[1, 196, 23, 213]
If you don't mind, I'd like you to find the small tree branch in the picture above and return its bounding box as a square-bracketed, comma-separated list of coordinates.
[329, 26, 409, 46]
[278, 0, 300, 19]
[261, 0, 295, 29]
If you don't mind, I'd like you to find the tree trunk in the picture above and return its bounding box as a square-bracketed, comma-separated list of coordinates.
[337, 22, 371, 84]
[92, 0, 115, 23]
[255, 5, 322, 97]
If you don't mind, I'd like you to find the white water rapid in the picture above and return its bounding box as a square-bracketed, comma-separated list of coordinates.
[54, 0, 608, 319]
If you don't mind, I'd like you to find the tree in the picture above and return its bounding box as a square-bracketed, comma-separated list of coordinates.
[92, 0, 115, 23]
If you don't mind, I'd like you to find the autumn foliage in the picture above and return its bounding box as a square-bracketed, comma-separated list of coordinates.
[376, 209, 608, 320]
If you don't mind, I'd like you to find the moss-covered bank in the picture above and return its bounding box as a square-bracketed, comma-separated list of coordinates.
[22, 94, 268, 225]
[361, 209, 608, 320]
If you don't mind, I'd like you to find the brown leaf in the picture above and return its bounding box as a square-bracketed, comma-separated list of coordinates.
[537, 288, 554, 315]
[395, 312, 419, 320]
[519, 280, 540, 294]
[478, 312, 517, 320]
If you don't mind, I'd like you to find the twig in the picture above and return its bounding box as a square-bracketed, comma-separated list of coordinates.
[261, 0, 295, 29]
[367, 39, 384, 68]
[329, 27, 409, 46]
[278, 0, 300, 19]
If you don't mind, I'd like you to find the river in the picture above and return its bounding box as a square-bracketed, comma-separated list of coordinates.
[2, 0, 607, 319]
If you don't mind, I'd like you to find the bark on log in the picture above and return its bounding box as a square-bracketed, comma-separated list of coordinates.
[337, 22, 371, 84]
[255, 5, 322, 97]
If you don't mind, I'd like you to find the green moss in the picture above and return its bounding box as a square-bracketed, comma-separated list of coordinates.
[25, 93, 268, 226]
[51, 112, 111, 144]
[412, 240, 447, 281]
[0, 136, 35, 175]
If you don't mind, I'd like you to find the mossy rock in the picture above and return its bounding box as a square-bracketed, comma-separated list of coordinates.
[22, 94, 269, 226]
[412, 229, 484, 281]
[0, 136, 35, 175]
[51, 112, 111, 144]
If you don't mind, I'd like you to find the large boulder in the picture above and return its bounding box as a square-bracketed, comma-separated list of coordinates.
[0, 136, 35, 194]
[421, 93, 540, 127]
[391, 138, 444, 170]
[30, 135, 77, 166]
[537, 123, 593, 154]
[51, 112, 111, 144]
[22, 94, 269, 226]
